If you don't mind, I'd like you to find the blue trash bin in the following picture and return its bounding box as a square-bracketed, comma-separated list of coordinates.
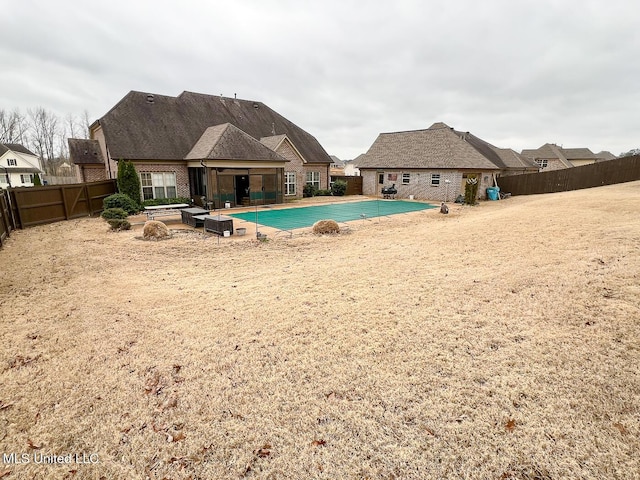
[486, 187, 499, 200]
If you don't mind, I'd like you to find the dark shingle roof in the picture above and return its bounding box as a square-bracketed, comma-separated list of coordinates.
[561, 148, 597, 160]
[596, 151, 617, 160]
[68, 139, 105, 164]
[97, 91, 331, 164]
[522, 143, 600, 165]
[185, 124, 288, 162]
[453, 130, 538, 171]
[0, 143, 37, 157]
[358, 122, 500, 170]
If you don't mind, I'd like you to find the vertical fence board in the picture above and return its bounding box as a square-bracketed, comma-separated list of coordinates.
[497, 156, 640, 196]
[6, 180, 116, 229]
[0, 190, 12, 247]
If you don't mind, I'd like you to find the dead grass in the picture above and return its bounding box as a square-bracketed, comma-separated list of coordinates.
[1, 182, 639, 479]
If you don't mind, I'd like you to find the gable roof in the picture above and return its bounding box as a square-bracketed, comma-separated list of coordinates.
[185, 123, 288, 162]
[259, 134, 288, 152]
[0, 143, 37, 157]
[561, 148, 597, 160]
[596, 151, 617, 160]
[452, 130, 538, 171]
[68, 139, 105, 164]
[358, 122, 500, 170]
[97, 91, 331, 164]
[521, 143, 603, 167]
[260, 134, 307, 163]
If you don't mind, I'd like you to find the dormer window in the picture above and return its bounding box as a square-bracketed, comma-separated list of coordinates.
[7, 158, 17, 166]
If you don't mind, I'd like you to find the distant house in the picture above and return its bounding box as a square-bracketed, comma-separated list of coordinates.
[521, 144, 615, 170]
[68, 139, 106, 183]
[596, 151, 617, 161]
[357, 122, 538, 201]
[344, 156, 362, 176]
[0, 144, 43, 188]
[74, 91, 332, 207]
[329, 155, 345, 176]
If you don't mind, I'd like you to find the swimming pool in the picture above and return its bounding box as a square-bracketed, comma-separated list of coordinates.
[229, 199, 436, 231]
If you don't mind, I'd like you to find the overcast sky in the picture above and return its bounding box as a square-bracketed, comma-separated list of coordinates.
[1, 0, 638, 159]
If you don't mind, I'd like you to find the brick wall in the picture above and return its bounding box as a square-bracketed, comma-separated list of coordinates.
[362, 169, 496, 201]
[275, 141, 305, 199]
[133, 162, 190, 198]
[274, 140, 328, 197]
[538, 158, 568, 172]
[79, 165, 108, 183]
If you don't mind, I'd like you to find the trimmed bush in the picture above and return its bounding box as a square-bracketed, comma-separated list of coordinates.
[101, 207, 128, 220]
[103, 193, 140, 215]
[313, 219, 340, 234]
[107, 219, 131, 231]
[117, 160, 142, 206]
[303, 184, 318, 198]
[316, 189, 332, 196]
[331, 179, 347, 196]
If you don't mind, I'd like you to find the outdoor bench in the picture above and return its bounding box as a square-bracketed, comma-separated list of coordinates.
[144, 203, 190, 220]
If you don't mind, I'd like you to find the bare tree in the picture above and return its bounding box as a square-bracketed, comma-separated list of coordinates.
[28, 107, 58, 172]
[0, 108, 29, 144]
[65, 113, 79, 140]
[82, 109, 92, 139]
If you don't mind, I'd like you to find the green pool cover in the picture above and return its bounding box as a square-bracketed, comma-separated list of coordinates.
[229, 200, 436, 231]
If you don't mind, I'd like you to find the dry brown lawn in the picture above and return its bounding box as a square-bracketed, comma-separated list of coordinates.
[1, 182, 639, 480]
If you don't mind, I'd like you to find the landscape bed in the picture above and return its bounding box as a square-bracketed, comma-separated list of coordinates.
[0, 182, 638, 479]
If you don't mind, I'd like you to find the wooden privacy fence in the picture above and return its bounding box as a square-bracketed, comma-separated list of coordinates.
[0, 189, 13, 248]
[6, 179, 117, 230]
[331, 175, 363, 196]
[497, 155, 640, 196]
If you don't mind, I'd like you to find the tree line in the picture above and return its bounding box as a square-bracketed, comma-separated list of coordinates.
[0, 107, 91, 176]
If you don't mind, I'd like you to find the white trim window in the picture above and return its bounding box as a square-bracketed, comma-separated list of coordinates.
[305, 171, 320, 189]
[0, 173, 8, 184]
[20, 174, 32, 184]
[285, 172, 296, 195]
[7, 158, 17, 166]
[402, 173, 410, 184]
[431, 173, 441, 186]
[140, 172, 177, 200]
[535, 159, 548, 168]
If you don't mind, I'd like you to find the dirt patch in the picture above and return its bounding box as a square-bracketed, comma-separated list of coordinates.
[0, 183, 639, 479]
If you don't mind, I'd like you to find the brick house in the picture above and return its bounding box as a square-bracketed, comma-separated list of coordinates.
[521, 144, 614, 171]
[72, 91, 332, 207]
[68, 139, 107, 183]
[357, 122, 538, 201]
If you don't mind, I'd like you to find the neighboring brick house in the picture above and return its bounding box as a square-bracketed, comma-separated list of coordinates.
[73, 90, 332, 207]
[357, 122, 538, 201]
[68, 139, 108, 183]
[0, 144, 43, 188]
[521, 144, 615, 171]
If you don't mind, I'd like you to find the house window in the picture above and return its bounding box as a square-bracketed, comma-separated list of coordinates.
[431, 173, 441, 186]
[0, 173, 8, 184]
[305, 171, 320, 189]
[7, 158, 17, 166]
[20, 174, 32, 184]
[402, 173, 410, 184]
[378, 173, 384, 184]
[285, 172, 296, 195]
[535, 159, 548, 168]
[140, 172, 177, 200]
